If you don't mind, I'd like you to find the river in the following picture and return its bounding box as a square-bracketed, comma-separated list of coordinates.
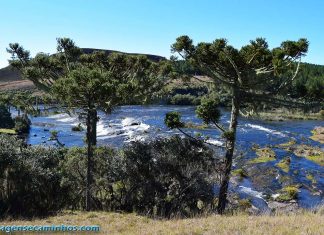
[17, 105, 324, 210]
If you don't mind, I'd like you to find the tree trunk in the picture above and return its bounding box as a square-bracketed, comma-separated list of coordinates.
[217, 88, 240, 214]
[85, 108, 97, 211]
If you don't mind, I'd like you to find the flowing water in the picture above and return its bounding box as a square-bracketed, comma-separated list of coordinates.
[17, 105, 324, 210]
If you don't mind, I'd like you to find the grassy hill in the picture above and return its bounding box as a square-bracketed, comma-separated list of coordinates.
[1, 211, 324, 234]
[0, 65, 22, 82]
[0, 65, 33, 90]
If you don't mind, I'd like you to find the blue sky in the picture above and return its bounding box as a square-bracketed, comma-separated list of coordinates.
[1, 0, 323, 68]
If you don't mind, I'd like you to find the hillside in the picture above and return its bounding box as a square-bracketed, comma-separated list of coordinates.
[0, 48, 165, 90]
[0, 65, 33, 90]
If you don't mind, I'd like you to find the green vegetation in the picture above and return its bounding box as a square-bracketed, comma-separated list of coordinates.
[0, 135, 218, 218]
[171, 35, 308, 214]
[306, 174, 317, 184]
[249, 147, 276, 164]
[276, 157, 291, 173]
[49, 130, 64, 147]
[0, 128, 16, 134]
[277, 139, 296, 147]
[196, 96, 222, 125]
[0, 103, 30, 134]
[277, 142, 324, 166]
[14, 114, 31, 133]
[167, 61, 324, 106]
[320, 110, 324, 118]
[7, 38, 170, 211]
[71, 123, 84, 131]
[49, 130, 58, 140]
[3, 34, 322, 218]
[0, 135, 67, 218]
[291, 63, 324, 100]
[305, 155, 324, 166]
[0, 90, 46, 115]
[169, 94, 201, 105]
[165, 83, 209, 105]
[232, 168, 248, 178]
[164, 111, 184, 129]
[276, 186, 299, 202]
[237, 199, 252, 210]
[0, 104, 14, 129]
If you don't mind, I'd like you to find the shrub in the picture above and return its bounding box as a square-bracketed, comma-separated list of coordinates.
[0, 135, 220, 218]
[61, 136, 220, 217]
[60, 146, 124, 211]
[170, 85, 208, 97]
[121, 136, 218, 217]
[0, 105, 14, 129]
[232, 168, 248, 178]
[164, 112, 184, 129]
[319, 110, 324, 119]
[238, 199, 252, 210]
[0, 135, 67, 218]
[14, 114, 31, 133]
[72, 123, 84, 131]
[170, 94, 200, 105]
[276, 186, 299, 202]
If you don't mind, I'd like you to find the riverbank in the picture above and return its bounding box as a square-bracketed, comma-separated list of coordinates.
[251, 109, 323, 121]
[2, 210, 324, 235]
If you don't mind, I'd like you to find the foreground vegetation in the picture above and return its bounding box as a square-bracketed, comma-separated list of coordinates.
[0, 135, 220, 219]
[2, 210, 324, 235]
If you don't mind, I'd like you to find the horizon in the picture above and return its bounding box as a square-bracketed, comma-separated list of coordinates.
[1, 0, 324, 69]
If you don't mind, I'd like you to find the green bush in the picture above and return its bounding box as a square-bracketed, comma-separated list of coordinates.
[276, 186, 299, 202]
[61, 136, 219, 217]
[14, 114, 31, 133]
[72, 123, 84, 131]
[60, 146, 123, 211]
[121, 136, 217, 217]
[0, 105, 14, 129]
[0, 135, 67, 218]
[164, 111, 184, 129]
[196, 96, 221, 124]
[319, 110, 324, 118]
[0, 135, 220, 218]
[169, 94, 200, 105]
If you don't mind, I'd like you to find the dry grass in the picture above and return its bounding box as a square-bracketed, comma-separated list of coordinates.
[1, 211, 324, 235]
[0, 80, 35, 91]
[255, 109, 322, 121]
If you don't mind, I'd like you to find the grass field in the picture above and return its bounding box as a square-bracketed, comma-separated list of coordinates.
[1, 211, 324, 235]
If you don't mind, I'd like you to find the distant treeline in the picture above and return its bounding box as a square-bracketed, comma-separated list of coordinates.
[173, 61, 323, 101]
[290, 63, 324, 99]
[1, 61, 322, 108]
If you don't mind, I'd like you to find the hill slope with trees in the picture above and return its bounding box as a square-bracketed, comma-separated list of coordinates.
[0, 48, 165, 88]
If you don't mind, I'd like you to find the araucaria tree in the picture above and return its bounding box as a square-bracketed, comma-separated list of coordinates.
[7, 38, 168, 211]
[171, 36, 308, 214]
